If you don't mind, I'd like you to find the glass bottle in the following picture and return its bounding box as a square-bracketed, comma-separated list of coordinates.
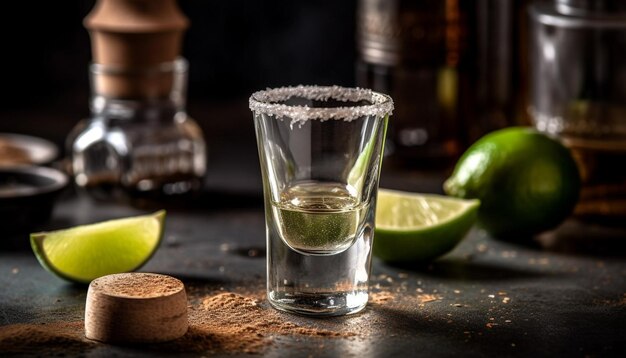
[356, 0, 472, 170]
[68, 58, 206, 202]
[529, 0, 626, 221]
[356, 0, 525, 170]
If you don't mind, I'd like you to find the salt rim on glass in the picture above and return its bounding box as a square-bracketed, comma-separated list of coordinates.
[249, 85, 394, 128]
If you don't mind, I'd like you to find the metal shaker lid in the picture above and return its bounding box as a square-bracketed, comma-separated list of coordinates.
[531, 0, 626, 28]
[557, 0, 626, 14]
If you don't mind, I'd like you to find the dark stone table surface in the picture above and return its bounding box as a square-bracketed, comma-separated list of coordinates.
[1, 100, 625, 357]
[1, 177, 625, 357]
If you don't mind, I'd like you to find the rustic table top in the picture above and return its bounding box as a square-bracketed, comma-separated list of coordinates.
[1, 100, 625, 357]
[1, 184, 625, 357]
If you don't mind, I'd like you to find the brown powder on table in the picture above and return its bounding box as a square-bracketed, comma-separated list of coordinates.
[0, 292, 356, 355]
[417, 294, 442, 304]
[594, 293, 626, 307]
[369, 291, 395, 304]
[370, 289, 442, 308]
[0, 321, 94, 355]
[171, 292, 355, 354]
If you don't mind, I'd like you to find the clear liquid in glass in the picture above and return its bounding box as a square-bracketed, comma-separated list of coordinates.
[266, 181, 375, 316]
[272, 182, 368, 255]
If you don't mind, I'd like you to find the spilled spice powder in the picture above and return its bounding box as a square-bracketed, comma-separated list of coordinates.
[369, 291, 395, 304]
[417, 294, 442, 304]
[593, 293, 626, 307]
[0, 292, 356, 355]
[0, 321, 94, 356]
[170, 292, 355, 354]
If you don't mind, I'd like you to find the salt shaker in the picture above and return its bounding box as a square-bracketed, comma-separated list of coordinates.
[68, 0, 206, 202]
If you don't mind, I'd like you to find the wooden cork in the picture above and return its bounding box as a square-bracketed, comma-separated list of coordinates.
[84, 0, 189, 98]
[85, 273, 188, 343]
[84, 0, 188, 66]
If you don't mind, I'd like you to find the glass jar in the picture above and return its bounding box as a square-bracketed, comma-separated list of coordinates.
[68, 58, 206, 202]
[529, 0, 626, 221]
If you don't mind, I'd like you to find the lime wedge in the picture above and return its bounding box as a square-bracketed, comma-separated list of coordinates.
[31, 211, 165, 283]
[374, 189, 479, 263]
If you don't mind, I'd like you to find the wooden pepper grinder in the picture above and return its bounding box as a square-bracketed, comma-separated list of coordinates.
[84, 0, 189, 98]
[68, 0, 206, 202]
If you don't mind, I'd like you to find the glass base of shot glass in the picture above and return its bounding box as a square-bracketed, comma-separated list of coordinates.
[266, 222, 374, 317]
[268, 291, 369, 317]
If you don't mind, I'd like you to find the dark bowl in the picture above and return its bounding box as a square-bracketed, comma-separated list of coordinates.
[0, 133, 58, 167]
[0, 166, 68, 234]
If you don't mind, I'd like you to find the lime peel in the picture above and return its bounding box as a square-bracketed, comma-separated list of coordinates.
[31, 211, 165, 284]
[374, 189, 479, 263]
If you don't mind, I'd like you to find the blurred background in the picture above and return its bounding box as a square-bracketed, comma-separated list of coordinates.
[0, 0, 367, 197]
[0, 0, 623, 280]
[0, 0, 532, 198]
[0, 0, 358, 140]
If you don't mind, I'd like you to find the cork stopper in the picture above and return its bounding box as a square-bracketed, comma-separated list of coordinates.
[85, 273, 188, 343]
[84, 0, 189, 98]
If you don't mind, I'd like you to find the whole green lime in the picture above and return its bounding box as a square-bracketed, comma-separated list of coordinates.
[444, 127, 580, 239]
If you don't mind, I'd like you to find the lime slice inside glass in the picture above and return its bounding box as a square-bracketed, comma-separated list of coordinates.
[30, 211, 165, 284]
[374, 189, 479, 263]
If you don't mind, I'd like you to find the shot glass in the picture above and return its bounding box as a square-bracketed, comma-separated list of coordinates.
[250, 85, 393, 316]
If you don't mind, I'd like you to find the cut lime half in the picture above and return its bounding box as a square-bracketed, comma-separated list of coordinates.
[374, 189, 479, 263]
[31, 211, 165, 284]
